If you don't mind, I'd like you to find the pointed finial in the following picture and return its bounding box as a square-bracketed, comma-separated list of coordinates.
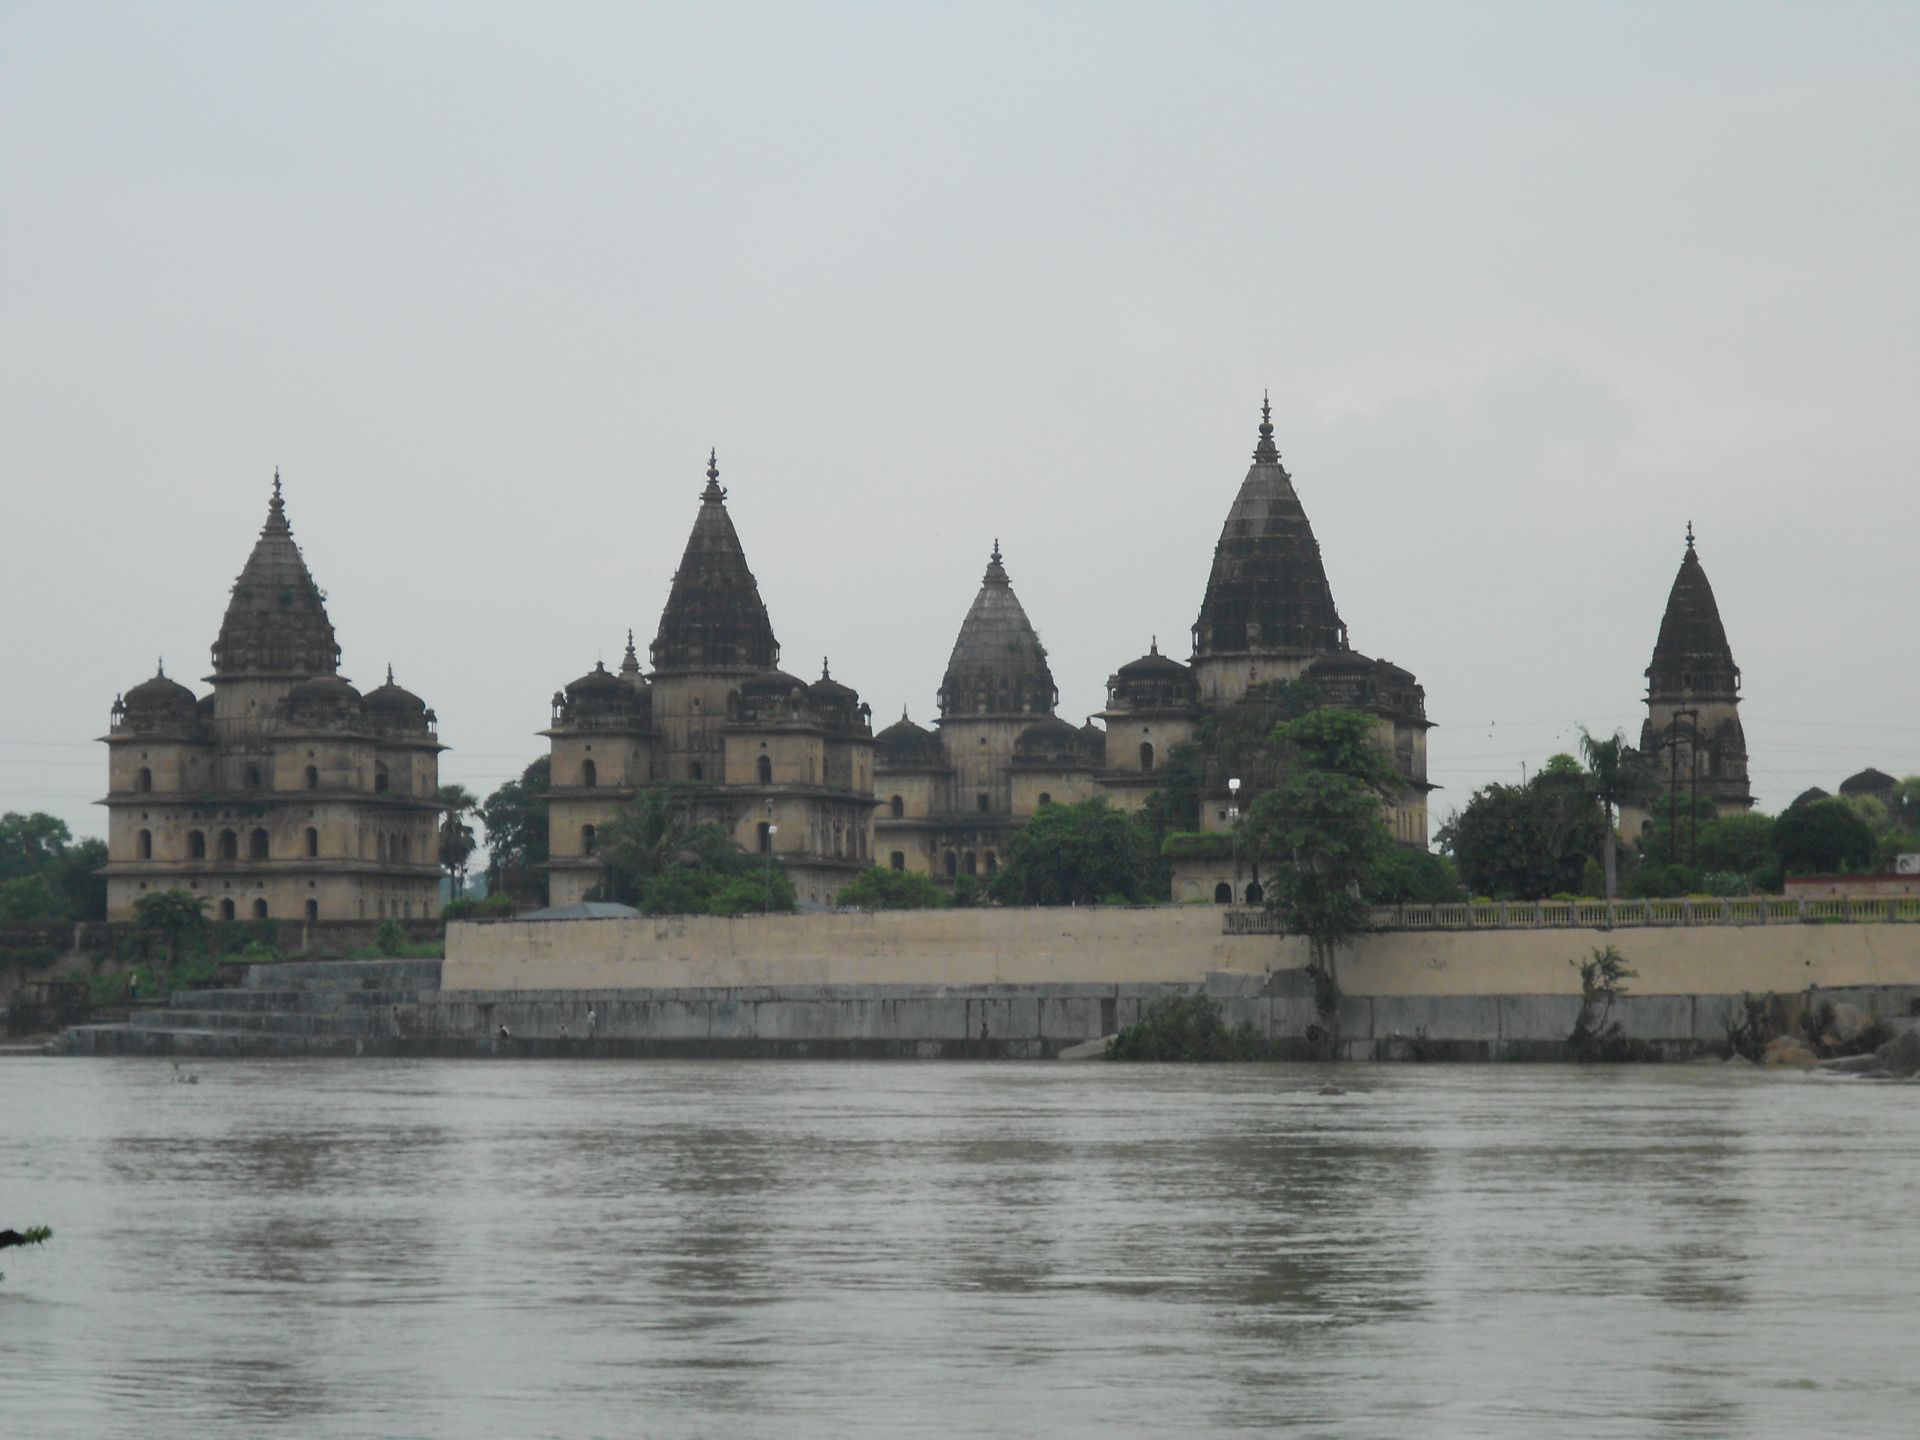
[157, 656, 165, 676]
[992, 537, 1002, 563]
[1150, 635, 1158, 655]
[701, 448, 725, 501]
[386, 663, 395, 684]
[1686, 519, 1695, 551]
[901, 704, 910, 721]
[273, 467, 282, 501]
[1253, 391, 1280, 463]
[984, 538, 1009, 584]
[822, 656, 831, 680]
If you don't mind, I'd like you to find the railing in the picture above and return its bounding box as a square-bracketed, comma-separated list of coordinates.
[1222, 896, 1920, 935]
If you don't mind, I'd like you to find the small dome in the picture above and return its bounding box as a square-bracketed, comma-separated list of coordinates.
[1790, 786, 1832, 809]
[875, 710, 940, 764]
[739, 668, 808, 701]
[1839, 767, 1896, 800]
[1078, 720, 1106, 767]
[565, 662, 627, 698]
[365, 665, 428, 714]
[808, 658, 859, 708]
[1014, 716, 1087, 766]
[286, 673, 363, 705]
[1117, 642, 1189, 681]
[122, 668, 196, 712]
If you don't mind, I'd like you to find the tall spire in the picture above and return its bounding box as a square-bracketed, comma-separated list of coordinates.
[264, 467, 290, 535]
[651, 451, 778, 673]
[1253, 391, 1280, 464]
[1686, 519, 1695, 552]
[940, 539, 1056, 718]
[209, 470, 339, 678]
[983, 538, 1009, 585]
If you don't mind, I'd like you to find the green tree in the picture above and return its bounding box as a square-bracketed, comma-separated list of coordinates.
[592, 787, 693, 901]
[1441, 767, 1608, 900]
[1363, 846, 1463, 904]
[0, 874, 64, 924]
[988, 798, 1155, 907]
[437, 784, 479, 901]
[1136, 741, 1204, 897]
[1889, 776, 1920, 835]
[133, 888, 208, 975]
[593, 795, 797, 916]
[1694, 812, 1775, 881]
[1579, 728, 1654, 903]
[1241, 707, 1399, 1043]
[479, 757, 551, 906]
[54, 838, 108, 921]
[1772, 798, 1876, 875]
[837, 867, 951, 910]
[0, 812, 73, 883]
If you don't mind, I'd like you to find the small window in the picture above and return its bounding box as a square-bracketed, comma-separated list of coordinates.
[375, 762, 390, 794]
[962, 849, 977, 876]
[305, 827, 319, 858]
[1139, 742, 1155, 773]
[758, 755, 773, 785]
[252, 899, 268, 920]
[1038, 792, 1052, 807]
[219, 898, 236, 921]
[945, 851, 958, 878]
[249, 828, 269, 860]
[581, 758, 597, 788]
[219, 830, 238, 861]
[976, 793, 989, 813]
[984, 851, 997, 876]
[188, 830, 206, 860]
[305, 766, 319, 790]
[758, 822, 773, 854]
[1215, 883, 1233, 904]
[244, 764, 262, 790]
[305, 899, 318, 922]
[137, 829, 153, 860]
[583, 824, 597, 856]
[690, 761, 704, 781]
[1245, 881, 1264, 905]
[890, 851, 906, 871]
[889, 795, 904, 819]
[136, 767, 152, 792]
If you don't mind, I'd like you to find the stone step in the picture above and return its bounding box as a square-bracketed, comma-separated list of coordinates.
[241, 959, 442, 993]
[162, 987, 422, 1014]
[62, 1024, 372, 1058]
[127, 1008, 397, 1037]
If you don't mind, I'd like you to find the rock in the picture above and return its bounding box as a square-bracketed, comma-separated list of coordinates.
[1723, 1053, 1756, 1066]
[1818, 1052, 1883, 1075]
[1317, 1084, 1346, 1096]
[1055, 1036, 1113, 1062]
[1829, 1003, 1871, 1045]
[1762, 1036, 1818, 1069]
[1873, 1026, 1920, 1078]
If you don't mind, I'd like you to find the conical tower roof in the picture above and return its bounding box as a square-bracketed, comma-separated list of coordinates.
[938, 541, 1057, 718]
[649, 451, 780, 674]
[1645, 524, 1740, 698]
[209, 472, 340, 679]
[1191, 396, 1345, 660]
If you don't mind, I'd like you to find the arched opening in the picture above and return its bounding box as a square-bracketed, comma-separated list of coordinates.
[890, 851, 906, 871]
[757, 755, 773, 785]
[945, 851, 958, 878]
[690, 761, 704, 781]
[305, 827, 319, 858]
[1214, 882, 1233, 904]
[218, 830, 238, 861]
[252, 898, 268, 920]
[244, 764, 262, 790]
[1038, 792, 1052, 807]
[305, 765, 319, 790]
[377, 833, 389, 863]
[218, 898, 236, 921]
[757, 822, 773, 854]
[248, 828, 269, 860]
[581, 758, 597, 788]
[135, 767, 152, 792]
[889, 795, 904, 819]
[582, 824, 597, 856]
[1244, 880, 1263, 905]
[188, 830, 206, 860]
[375, 762, 390, 794]
[137, 829, 152, 860]
[305, 899, 319, 922]
[1139, 742, 1155, 773]
[962, 849, 977, 876]
[984, 851, 998, 876]
[976, 793, 989, 813]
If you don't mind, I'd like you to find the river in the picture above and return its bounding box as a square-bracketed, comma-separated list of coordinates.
[2, 1059, 1916, 1439]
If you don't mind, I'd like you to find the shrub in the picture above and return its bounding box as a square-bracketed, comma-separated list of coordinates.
[1105, 992, 1274, 1062]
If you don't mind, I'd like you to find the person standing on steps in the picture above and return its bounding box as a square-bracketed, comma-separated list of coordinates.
[586, 1007, 597, 1038]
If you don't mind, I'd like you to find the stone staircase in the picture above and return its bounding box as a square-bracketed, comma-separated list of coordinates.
[61, 958, 442, 1057]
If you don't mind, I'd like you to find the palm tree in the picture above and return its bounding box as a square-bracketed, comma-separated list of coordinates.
[593, 788, 693, 903]
[437, 784, 480, 900]
[1579, 728, 1653, 905]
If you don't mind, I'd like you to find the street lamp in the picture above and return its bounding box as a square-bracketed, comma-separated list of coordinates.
[764, 823, 779, 913]
[1228, 777, 1242, 903]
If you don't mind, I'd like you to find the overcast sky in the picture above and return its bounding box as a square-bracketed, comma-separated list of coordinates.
[4, 1, 1916, 848]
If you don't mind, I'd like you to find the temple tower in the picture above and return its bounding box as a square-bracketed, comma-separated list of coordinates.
[1637, 524, 1753, 815]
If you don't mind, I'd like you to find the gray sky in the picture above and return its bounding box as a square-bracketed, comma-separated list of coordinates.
[4, 1, 1916, 847]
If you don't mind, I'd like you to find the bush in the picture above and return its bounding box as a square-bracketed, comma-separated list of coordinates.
[443, 894, 515, 920]
[837, 868, 950, 911]
[375, 920, 407, 957]
[1105, 992, 1274, 1062]
[1364, 847, 1463, 904]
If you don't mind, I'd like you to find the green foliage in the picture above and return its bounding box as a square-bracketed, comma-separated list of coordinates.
[1637, 791, 1722, 868]
[989, 798, 1156, 907]
[1363, 846, 1463, 904]
[438, 783, 480, 900]
[133, 888, 209, 968]
[1694, 812, 1775, 879]
[1136, 741, 1205, 898]
[443, 893, 515, 920]
[374, 920, 407, 956]
[1441, 765, 1608, 901]
[1772, 797, 1876, 875]
[1626, 861, 1699, 899]
[1579, 728, 1655, 902]
[593, 793, 798, 916]
[837, 867, 950, 910]
[479, 757, 550, 906]
[1158, 832, 1234, 860]
[950, 874, 984, 908]
[0, 812, 107, 922]
[1104, 992, 1273, 1062]
[1569, 945, 1640, 1060]
[1889, 776, 1920, 834]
